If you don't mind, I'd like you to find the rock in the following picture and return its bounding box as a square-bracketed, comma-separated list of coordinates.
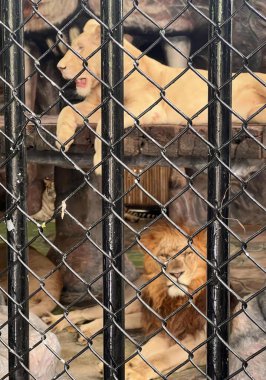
[168, 166, 266, 231]
[229, 291, 266, 380]
[0, 306, 61, 380]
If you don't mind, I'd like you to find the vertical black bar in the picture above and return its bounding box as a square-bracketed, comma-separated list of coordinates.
[1, 1, 29, 379]
[207, 1, 232, 379]
[101, 0, 124, 379]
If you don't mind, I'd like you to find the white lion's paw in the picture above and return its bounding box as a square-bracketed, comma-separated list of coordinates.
[76, 322, 96, 345]
[98, 361, 103, 376]
[42, 313, 70, 332]
[77, 333, 88, 346]
[93, 156, 102, 176]
[55, 139, 73, 152]
[93, 138, 102, 176]
[42, 312, 60, 325]
[95, 165, 102, 176]
[125, 361, 156, 380]
[56, 106, 77, 152]
[125, 367, 147, 380]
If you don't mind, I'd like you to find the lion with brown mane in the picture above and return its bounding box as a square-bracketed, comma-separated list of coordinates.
[124, 222, 207, 379]
[44, 220, 266, 378]
[44, 221, 207, 378]
[56, 19, 266, 173]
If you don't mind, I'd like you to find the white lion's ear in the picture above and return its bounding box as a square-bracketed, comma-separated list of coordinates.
[83, 19, 101, 38]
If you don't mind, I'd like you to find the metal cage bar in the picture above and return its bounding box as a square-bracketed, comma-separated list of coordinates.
[0, 1, 265, 380]
[101, 0, 125, 379]
[207, 1, 232, 379]
[1, 0, 29, 379]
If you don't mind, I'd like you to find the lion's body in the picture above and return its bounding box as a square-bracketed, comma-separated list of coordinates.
[0, 305, 61, 380]
[0, 247, 62, 317]
[142, 288, 206, 340]
[123, 222, 208, 379]
[56, 19, 266, 172]
[230, 291, 266, 380]
[44, 222, 208, 378]
[52, 20, 266, 377]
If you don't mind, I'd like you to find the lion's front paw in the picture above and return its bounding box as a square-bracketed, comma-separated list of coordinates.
[42, 313, 71, 332]
[56, 106, 78, 152]
[125, 368, 143, 380]
[77, 333, 88, 345]
[98, 361, 103, 376]
[55, 139, 73, 152]
[93, 136, 102, 176]
[76, 320, 102, 345]
[56, 126, 75, 152]
[42, 312, 60, 325]
[94, 164, 102, 176]
[125, 366, 150, 380]
[125, 361, 155, 380]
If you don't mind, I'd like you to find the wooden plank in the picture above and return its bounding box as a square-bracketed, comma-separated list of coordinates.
[0, 116, 265, 163]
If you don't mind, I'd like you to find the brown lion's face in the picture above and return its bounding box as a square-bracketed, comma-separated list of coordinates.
[158, 245, 206, 297]
[57, 20, 101, 98]
[142, 223, 207, 298]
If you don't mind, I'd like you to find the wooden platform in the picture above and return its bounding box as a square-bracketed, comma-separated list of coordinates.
[0, 115, 265, 169]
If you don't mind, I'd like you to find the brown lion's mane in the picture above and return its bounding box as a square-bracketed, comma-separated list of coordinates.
[141, 286, 206, 341]
[140, 221, 207, 342]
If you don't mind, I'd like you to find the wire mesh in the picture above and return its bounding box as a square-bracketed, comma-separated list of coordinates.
[0, 1, 265, 380]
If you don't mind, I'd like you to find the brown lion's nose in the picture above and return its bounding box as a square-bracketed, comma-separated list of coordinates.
[57, 61, 66, 71]
[169, 271, 184, 280]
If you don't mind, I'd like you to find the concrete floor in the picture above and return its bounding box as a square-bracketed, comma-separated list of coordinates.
[55, 329, 205, 380]
[56, 331, 103, 379]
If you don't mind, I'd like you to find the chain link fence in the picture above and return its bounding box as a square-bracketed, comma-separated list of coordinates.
[0, 1, 265, 379]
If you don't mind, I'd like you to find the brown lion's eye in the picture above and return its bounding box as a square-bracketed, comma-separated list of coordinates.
[184, 251, 193, 257]
[158, 254, 170, 262]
